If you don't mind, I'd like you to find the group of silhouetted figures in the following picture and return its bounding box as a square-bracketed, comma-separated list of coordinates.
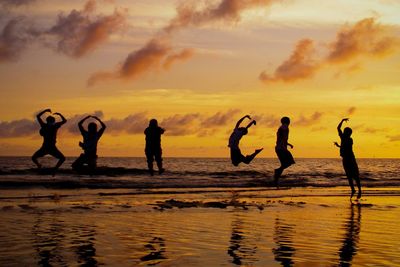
[31, 109, 362, 200]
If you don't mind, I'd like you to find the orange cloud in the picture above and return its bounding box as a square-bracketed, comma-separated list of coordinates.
[46, 0, 126, 58]
[259, 39, 319, 83]
[166, 0, 282, 32]
[163, 48, 195, 70]
[260, 17, 400, 84]
[294, 112, 323, 126]
[89, 0, 282, 85]
[327, 18, 398, 63]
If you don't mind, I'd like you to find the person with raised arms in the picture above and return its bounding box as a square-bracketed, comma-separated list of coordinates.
[32, 108, 67, 173]
[228, 115, 263, 167]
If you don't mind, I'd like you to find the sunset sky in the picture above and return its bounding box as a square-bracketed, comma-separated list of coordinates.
[0, 0, 399, 158]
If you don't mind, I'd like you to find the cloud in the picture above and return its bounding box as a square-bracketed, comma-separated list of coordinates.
[259, 39, 319, 83]
[387, 134, 400, 142]
[347, 106, 356, 115]
[89, 0, 282, 85]
[201, 109, 240, 127]
[0, 118, 37, 137]
[166, 0, 282, 32]
[4, 110, 317, 138]
[260, 17, 400, 84]
[294, 112, 323, 126]
[0, 17, 32, 62]
[253, 114, 280, 128]
[0, 0, 35, 7]
[327, 17, 398, 63]
[161, 113, 201, 136]
[163, 48, 195, 70]
[46, 0, 126, 58]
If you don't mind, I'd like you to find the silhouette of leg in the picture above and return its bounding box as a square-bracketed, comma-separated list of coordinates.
[242, 148, 263, 164]
[155, 149, 164, 174]
[32, 147, 47, 169]
[146, 151, 154, 176]
[51, 148, 65, 170]
[355, 176, 361, 199]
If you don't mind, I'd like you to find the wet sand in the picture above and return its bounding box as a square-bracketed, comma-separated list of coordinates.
[1, 187, 400, 266]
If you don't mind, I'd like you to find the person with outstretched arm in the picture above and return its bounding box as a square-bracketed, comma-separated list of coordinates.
[334, 118, 361, 200]
[274, 116, 295, 186]
[228, 115, 263, 166]
[144, 119, 165, 176]
[72, 115, 106, 173]
[32, 109, 66, 173]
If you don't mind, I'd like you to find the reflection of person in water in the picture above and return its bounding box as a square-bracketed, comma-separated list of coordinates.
[72, 115, 106, 173]
[140, 237, 167, 264]
[144, 119, 165, 176]
[335, 118, 362, 199]
[32, 108, 67, 172]
[338, 204, 361, 267]
[228, 115, 263, 166]
[32, 212, 67, 266]
[227, 213, 258, 266]
[272, 217, 296, 267]
[32, 212, 99, 266]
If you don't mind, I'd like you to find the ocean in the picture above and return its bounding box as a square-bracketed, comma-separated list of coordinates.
[0, 157, 399, 189]
[1, 157, 400, 266]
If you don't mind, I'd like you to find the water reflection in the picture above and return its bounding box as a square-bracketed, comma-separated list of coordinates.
[272, 217, 296, 267]
[338, 204, 361, 267]
[32, 211, 99, 266]
[32, 211, 67, 267]
[140, 237, 167, 265]
[227, 213, 257, 265]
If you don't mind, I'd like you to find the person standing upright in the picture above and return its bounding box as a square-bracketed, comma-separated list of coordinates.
[144, 119, 165, 175]
[274, 116, 295, 186]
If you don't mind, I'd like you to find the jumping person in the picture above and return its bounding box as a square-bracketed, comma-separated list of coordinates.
[144, 119, 165, 175]
[334, 118, 361, 200]
[72, 115, 106, 172]
[228, 115, 263, 166]
[274, 116, 295, 186]
[32, 108, 66, 172]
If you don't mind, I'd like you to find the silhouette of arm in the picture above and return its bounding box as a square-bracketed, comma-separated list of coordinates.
[245, 120, 256, 129]
[287, 143, 294, 149]
[92, 116, 106, 137]
[235, 115, 251, 129]
[337, 118, 349, 136]
[54, 112, 67, 126]
[334, 142, 341, 148]
[78, 115, 91, 134]
[36, 109, 51, 126]
[160, 127, 165, 134]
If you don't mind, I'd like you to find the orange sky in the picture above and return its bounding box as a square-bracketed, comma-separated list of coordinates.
[0, 0, 399, 158]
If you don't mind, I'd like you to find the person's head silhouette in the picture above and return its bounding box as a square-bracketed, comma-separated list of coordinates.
[281, 117, 290, 125]
[343, 127, 352, 137]
[149, 119, 158, 128]
[88, 122, 98, 134]
[46, 116, 55, 125]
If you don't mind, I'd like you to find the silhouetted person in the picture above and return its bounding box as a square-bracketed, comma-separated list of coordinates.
[274, 117, 295, 186]
[32, 108, 66, 172]
[228, 115, 263, 166]
[72, 115, 106, 173]
[145, 119, 165, 175]
[335, 118, 362, 199]
[338, 204, 361, 267]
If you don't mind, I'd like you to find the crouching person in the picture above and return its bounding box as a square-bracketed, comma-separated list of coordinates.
[72, 115, 106, 173]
